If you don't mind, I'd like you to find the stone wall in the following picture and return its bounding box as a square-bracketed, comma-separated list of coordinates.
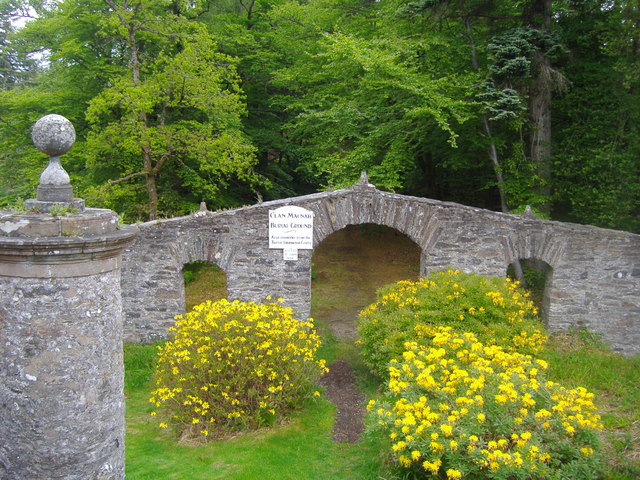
[122, 183, 640, 355]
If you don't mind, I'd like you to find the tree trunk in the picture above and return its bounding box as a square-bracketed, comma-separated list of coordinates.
[464, 12, 524, 282]
[463, 15, 510, 214]
[529, 51, 552, 204]
[145, 174, 159, 220]
[144, 149, 159, 220]
[127, 17, 158, 220]
[528, 0, 553, 213]
[481, 115, 509, 214]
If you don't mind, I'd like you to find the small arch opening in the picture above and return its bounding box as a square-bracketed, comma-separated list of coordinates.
[182, 260, 228, 311]
[312, 223, 421, 340]
[507, 259, 552, 326]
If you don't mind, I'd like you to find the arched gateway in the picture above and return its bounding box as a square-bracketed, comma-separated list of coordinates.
[122, 176, 640, 355]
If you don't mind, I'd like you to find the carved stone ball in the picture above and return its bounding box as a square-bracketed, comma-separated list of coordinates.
[32, 114, 76, 156]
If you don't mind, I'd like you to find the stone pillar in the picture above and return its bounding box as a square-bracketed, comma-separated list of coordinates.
[0, 115, 138, 480]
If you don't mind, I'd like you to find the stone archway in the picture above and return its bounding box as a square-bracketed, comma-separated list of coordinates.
[508, 258, 553, 326]
[311, 224, 420, 340]
[182, 260, 227, 311]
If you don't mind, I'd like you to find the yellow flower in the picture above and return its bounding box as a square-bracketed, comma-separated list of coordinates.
[446, 469, 462, 480]
[392, 441, 407, 452]
[581, 447, 594, 457]
[422, 459, 442, 474]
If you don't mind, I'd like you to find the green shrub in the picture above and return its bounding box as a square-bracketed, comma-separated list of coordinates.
[150, 298, 328, 440]
[358, 270, 546, 378]
[367, 327, 603, 480]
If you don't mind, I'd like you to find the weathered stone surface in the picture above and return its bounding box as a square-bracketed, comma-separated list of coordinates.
[0, 209, 121, 238]
[121, 186, 640, 355]
[0, 273, 125, 479]
[0, 208, 137, 480]
[31, 114, 76, 158]
[26, 114, 83, 209]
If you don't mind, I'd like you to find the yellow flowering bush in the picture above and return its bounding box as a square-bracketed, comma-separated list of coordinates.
[367, 327, 603, 479]
[358, 270, 546, 377]
[150, 298, 328, 439]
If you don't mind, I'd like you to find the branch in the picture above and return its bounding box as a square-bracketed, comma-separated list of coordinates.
[151, 150, 174, 175]
[106, 170, 147, 186]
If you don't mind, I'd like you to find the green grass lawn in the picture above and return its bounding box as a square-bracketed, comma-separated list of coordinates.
[124, 342, 388, 480]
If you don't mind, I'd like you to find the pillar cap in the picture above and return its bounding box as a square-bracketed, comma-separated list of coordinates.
[27, 114, 84, 211]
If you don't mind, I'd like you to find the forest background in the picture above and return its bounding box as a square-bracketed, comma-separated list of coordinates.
[1, 0, 638, 232]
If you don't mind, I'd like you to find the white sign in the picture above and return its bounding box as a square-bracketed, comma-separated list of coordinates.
[283, 248, 299, 261]
[269, 206, 314, 260]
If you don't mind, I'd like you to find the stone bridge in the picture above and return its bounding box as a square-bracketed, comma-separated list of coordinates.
[122, 178, 640, 355]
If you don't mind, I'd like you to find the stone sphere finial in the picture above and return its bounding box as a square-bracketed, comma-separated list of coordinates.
[23, 114, 85, 212]
[32, 114, 76, 157]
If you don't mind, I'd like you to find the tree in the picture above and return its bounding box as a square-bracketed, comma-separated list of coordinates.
[1, 0, 263, 219]
[84, 0, 262, 220]
[0, 0, 134, 207]
[527, 0, 554, 212]
[267, 0, 475, 191]
[551, 0, 640, 232]
[1, 0, 637, 231]
[0, 0, 42, 89]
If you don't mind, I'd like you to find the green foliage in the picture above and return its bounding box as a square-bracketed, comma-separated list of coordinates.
[83, 8, 263, 220]
[48, 204, 80, 216]
[479, 83, 524, 122]
[507, 260, 550, 312]
[268, 0, 476, 191]
[1, 0, 639, 232]
[487, 27, 563, 80]
[150, 299, 328, 440]
[0, 0, 40, 89]
[367, 328, 604, 480]
[550, 1, 640, 233]
[182, 261, 215, 285]
[358, 270, 546, 378]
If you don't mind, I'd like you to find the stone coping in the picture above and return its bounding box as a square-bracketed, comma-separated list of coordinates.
[135, 185, 639, 238]
[0, 208, 120, 238]
[0, 225, 138, 278]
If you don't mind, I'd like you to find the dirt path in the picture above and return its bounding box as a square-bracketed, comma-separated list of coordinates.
[319, 360, 366, 443]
